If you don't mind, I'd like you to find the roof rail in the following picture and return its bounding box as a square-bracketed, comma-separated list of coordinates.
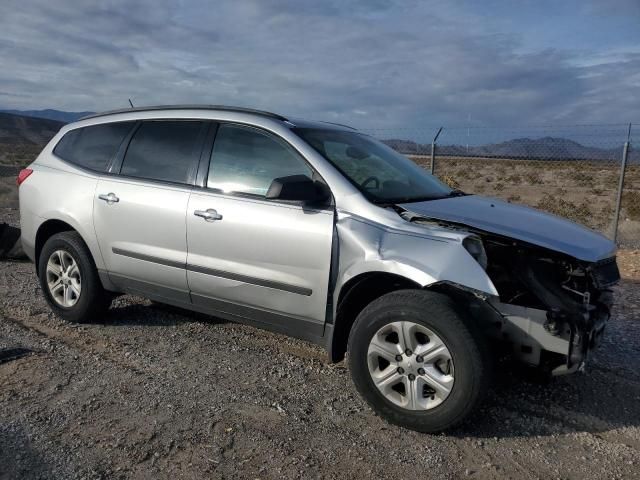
[319, 121, 357, 131]
[80, 105, 288, 121]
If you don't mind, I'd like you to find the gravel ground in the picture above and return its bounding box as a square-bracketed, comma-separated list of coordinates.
[1, 205, 639, 480]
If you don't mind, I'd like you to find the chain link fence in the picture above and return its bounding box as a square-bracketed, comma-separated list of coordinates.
[0, 122, 637, 246]
[365, 124, 638, 247]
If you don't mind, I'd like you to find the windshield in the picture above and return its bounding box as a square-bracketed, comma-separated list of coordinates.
[293, 128, 453, 204]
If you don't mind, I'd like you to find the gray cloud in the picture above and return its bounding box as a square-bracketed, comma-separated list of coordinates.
[1, 0, 638, 128]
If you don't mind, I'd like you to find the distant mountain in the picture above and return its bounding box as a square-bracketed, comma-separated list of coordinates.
[0, 112, 64, 145]
[0, 109, 93, 123]
[384, 136, 636, 162]
[440, 136, 626, 161]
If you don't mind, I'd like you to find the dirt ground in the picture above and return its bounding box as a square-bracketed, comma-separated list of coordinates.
[1, 203, 640, 480]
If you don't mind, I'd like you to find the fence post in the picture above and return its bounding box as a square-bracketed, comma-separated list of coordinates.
[431, 127, 443, 175]
[612, 123, 632, 244]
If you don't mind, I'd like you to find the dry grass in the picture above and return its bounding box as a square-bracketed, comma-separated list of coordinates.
[0, 143, 42, 166]
[409, 155, 640, 245]
[535, 194, 592, 226]
[623, 190, 640, 221]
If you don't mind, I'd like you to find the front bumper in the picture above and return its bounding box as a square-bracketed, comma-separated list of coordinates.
[491, 299, 611, 375]
[557, 301, 609, 375]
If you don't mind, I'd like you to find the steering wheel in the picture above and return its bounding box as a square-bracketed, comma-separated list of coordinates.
[361, 176, 380, 190]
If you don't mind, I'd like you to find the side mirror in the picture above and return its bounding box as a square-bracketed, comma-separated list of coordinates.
[265, 175, 330, 204]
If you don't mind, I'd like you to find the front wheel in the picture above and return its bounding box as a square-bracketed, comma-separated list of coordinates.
[348, 290, 491, 433]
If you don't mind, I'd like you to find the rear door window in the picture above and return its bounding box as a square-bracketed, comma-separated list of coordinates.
[53, 122, 134, 172]
[120, 120, 207, 185]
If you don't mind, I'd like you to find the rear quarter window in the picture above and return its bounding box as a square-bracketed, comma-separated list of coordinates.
[53, 122, 134, 172]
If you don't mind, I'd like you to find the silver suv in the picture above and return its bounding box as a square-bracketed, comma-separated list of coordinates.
[18, 106, 620, 432]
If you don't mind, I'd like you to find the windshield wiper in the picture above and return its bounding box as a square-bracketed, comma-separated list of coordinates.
[374, 190, 468, 205]
[374, 195, 444, 205]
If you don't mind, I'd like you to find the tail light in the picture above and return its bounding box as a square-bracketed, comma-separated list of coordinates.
[17, 168, 33, 186]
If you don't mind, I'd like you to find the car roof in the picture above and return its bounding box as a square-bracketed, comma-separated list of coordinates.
[79, 105, 356, 131]
[81, 105, 287, 121]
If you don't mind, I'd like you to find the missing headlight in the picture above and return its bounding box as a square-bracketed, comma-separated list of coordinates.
[463, 236, 488, 270]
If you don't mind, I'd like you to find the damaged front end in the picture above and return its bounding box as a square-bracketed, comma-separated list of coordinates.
[406, 210, 620, 375]
[482, 238, 619, 374]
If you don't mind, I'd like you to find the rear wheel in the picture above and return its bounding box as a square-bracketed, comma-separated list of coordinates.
[348, 290, 491, 432]
[38, 231, 110, 323]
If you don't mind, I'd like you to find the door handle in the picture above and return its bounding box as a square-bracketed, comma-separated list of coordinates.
[98, 193, 119, 204]
[194, 208, 223, 222]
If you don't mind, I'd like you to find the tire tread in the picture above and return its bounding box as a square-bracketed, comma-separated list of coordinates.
[347, 289, 491, 432]
[38, 231, 110, 323]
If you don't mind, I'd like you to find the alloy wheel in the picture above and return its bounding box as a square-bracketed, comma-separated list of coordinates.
[46, 249, 82, 307]
[367, 321, 454, 410]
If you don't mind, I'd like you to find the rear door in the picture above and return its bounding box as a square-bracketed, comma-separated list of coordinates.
[186, 123, 334, 341]
[93, 120, 209, 303]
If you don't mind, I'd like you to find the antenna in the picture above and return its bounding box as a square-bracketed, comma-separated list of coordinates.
[128, 99, 134, 108]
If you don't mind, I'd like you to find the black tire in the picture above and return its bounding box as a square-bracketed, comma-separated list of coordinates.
[37, 231, 111, 323]
[348, 289, 491, 433]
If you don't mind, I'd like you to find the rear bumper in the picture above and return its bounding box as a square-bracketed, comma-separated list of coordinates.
[17, 201, 41, 264]
[21, 235, 35, 262]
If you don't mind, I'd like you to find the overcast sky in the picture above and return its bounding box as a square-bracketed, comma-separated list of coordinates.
[1, 0, 639, 129]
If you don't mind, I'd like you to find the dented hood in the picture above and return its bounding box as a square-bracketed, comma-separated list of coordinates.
[400, 195, 616, 263]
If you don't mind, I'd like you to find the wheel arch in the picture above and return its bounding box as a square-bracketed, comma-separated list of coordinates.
[35, 218, 103, 273]
[327, 273, 494, 363]
[35, 219, 75, 270]
[328, 271, 421, 363]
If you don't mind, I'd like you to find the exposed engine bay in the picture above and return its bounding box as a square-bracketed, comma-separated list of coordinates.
[404, 211, 621, 375]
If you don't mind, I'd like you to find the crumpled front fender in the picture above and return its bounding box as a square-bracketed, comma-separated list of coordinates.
[333, 212, 498, 315]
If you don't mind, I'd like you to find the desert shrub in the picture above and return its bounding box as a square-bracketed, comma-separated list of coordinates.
[525, 172, 543, 185]
[440, 175, 460, 189]
[600, 203, 613, 221]
[570, 171, 595, 188]
[601, 172, 620, 187]
[590, 188, 604, 196]
[626, 166, 640, 184]
[623, 190, 640, 221]
[494, 182, 505, 191]
[455, 167, 473, 180]
[0, 144, 43, 167]
[536, 194, 593, 226]
[411, 158, 430, 169]
[507, 194, 521, 202]
[447, 160, 462, 169]
[506, 173, 522, 184]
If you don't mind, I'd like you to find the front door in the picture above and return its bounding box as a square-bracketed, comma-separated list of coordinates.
[186, 124, 334, 340]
